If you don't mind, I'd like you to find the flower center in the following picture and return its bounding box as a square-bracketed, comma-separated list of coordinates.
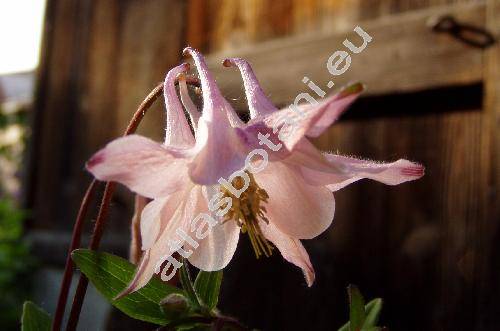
[221, 172, 273, 258]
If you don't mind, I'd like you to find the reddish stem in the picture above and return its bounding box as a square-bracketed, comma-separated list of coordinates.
[57, 76, 200, 331]
[65, 182, 116, 331]
[53, 82, 164, 331]
[122, 82, 166, 136]
[51, 180, 99, 331]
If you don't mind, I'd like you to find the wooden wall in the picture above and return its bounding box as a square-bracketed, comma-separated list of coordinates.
[187, 0, 483, 52]
[26, 0, 185, 239]
[27, 0, 498, 330]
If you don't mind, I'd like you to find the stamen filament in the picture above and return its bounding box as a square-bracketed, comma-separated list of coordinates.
[221, 172, 273, 259]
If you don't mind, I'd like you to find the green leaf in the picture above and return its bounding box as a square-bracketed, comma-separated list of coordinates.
[348, 285, 366, 331]
[339, 322, 349, 331]
[194, 270, 223, 311]
[338, 297, 384, 331]
[179, 261, 201, 309]
[363, 298, 383, 328]
[21, 301, 51, 331]
[71, 249, 182, 325]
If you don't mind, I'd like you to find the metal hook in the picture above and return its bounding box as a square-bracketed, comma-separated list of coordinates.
[429, 15, 496, 49]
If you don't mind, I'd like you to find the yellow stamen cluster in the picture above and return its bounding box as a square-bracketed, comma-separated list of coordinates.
[221, 172, 273, 258]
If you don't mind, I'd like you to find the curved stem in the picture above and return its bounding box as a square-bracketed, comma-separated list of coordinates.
[65, 182, 116, 331]
[214, 315, 251, 331]
[51, 180, 99, 331]
[56, 77, 201, 331]
[57, 82, 164, 331]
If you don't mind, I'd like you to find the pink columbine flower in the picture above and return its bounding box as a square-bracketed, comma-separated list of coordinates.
[87, 60, 242, 296]
[87, 47, 424, 293]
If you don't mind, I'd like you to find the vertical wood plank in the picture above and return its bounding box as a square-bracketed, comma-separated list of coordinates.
[220, 108, 489, 330]
[27, 0, 186, 234]
[476, 0, 500, 327]
[26, 0, 93, 229]
[187, 0, 209, 50]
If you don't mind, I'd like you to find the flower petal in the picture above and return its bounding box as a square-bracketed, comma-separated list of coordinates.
[118, 185, 196, 296]
[223, 58, 277, 118]
[188, 186, 240, 271]
[184, 48, 244, 128]
[300, 154, 425, 191]
[116, 249, 152, 298]
[256, 83, 363, 151]
[140, 198, 166, 250]
[187, 220, 240, 271]
[284, 139, 344, 173]
[183, 47, 227, 119]
[130, 194, 149, 264]
[183, 48, 248, 185]
[254, 162, 335, 239]
[86, 135, 189, 198]
[305, 83, 364, 137]
[188, 118, 248, 185]
[140, 189, 190, 250]
[178, 75, 200, 131]
[163, 63, 195, 148]
[259, 220, 315, 286]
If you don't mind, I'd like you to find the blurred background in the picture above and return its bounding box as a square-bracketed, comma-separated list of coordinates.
[1, 0, 499, 330]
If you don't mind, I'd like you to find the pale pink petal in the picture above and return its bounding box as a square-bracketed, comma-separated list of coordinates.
[223, 104, 246, 129]
[188, 118, 248, 185]
[284, 139, 344, 173]
[116, 249, 152, 298]
[117, 185, 197, 296]
[304, 83, 364, 137]
[259, 220, 315, 286]
[130, 195, 148, 264]
[223, 58, 277, 118]
[178, 75, 200, 130]
[183, 48, 223, 114]
[254, 162, 335, 239]
[300, 154, 425, 191]
[254, 83, 363, 151]
[140, 188, 190, 250]
[163, 63, 195, 148]
[86, 135, 189, 198]
[188, 186, 240, 270]
[188, 220, 240, 271]
[140, 198, 166, 250]
[184, 47, 248, 185]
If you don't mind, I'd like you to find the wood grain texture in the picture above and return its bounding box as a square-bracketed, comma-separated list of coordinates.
[205, 2, 485, 110]
[26, 0, 93, 229]
[27, 0, 498, 329]
[199, 0, 483, 52]
[475, 0, 500, 327]
[26, 0, 186, 233]
[219, 107, 494, 330]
